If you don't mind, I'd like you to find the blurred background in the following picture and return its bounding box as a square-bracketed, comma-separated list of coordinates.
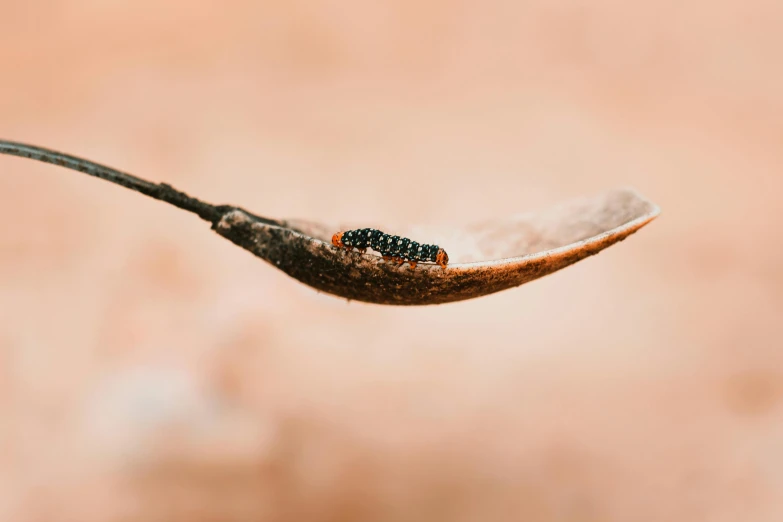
[1, 1, 781, 521]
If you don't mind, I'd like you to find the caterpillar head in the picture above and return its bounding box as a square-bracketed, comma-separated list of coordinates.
[331, 232, 345, 248]
[435, 248, 449, 268]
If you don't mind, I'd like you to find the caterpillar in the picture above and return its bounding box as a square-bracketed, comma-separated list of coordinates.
[331, 228, 449, 269]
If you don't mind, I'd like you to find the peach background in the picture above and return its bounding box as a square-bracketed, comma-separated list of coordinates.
[1, 1, 782, 521]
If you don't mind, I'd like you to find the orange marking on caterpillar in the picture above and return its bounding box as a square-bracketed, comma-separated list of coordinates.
[331, 232, 345, 248]
[435, 248, 449, 269]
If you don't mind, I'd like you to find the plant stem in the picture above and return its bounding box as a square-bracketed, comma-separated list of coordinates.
[0, 140, 225, 223]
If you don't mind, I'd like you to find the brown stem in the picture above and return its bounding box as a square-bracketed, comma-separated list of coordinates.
[0, 140, 280, 227]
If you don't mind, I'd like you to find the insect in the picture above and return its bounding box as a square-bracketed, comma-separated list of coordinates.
[331, 228, 449, 269]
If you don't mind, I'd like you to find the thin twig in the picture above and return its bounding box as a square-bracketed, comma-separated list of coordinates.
[0, 140, 229, 223]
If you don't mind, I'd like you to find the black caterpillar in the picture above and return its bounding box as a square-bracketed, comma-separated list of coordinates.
[331, 228, 449, 268]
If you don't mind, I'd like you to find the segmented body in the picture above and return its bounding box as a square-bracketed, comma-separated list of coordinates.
[331, 228, 449, 268]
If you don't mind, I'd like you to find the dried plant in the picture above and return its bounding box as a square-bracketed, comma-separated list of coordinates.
[0, 140, 659, 305]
